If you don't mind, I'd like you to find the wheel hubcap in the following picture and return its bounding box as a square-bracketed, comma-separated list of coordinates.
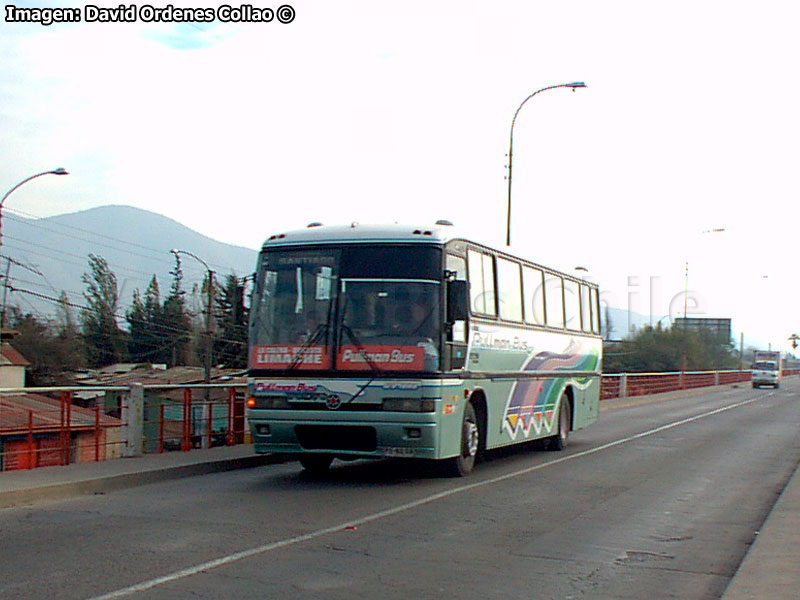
[465, 420, 479, 457]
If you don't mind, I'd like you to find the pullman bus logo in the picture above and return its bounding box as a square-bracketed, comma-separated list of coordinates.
[325, 394, 342, 410]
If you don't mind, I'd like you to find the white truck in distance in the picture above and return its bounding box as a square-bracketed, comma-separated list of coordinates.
[752, 350, 782, 389]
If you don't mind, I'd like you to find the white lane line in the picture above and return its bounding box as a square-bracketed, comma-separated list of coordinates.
[86, 392, 774, 600]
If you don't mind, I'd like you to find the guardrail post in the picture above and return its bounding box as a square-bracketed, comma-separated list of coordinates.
[27, 410, 35, 469]
[205, 392, 213, 449]
[620, 374, 628, 398]
[182, 389, 192, 451]
[94, 406, 101, 462]
[122, 383, 145, 458]
[227, 387, 236, 446]
[159, 403, 165, 453]
[59, 391, 72, 465]
[714, 372, 720, 386]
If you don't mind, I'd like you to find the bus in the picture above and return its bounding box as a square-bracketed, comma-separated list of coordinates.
[246, 221, 602, 476]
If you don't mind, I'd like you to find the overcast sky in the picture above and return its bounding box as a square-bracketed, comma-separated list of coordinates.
[2, 0, 798, 351]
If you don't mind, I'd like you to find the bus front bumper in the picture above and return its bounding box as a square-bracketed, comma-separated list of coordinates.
[249, 415, 441, 460]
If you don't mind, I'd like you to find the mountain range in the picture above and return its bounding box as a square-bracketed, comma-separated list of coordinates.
[2, 205, 258, 320]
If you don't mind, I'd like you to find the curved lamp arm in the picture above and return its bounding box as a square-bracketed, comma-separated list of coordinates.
[506, 83, 585, 246]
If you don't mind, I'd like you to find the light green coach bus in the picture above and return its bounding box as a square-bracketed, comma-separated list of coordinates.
[246, 221, 602, 476]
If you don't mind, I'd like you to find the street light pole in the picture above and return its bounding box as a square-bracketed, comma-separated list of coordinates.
[0, 168, 69, 331]
[506, 82, 586, 246]
[680, 227, 725, 378]
[1, 168, 69, 251]
[171, 249, 215, 449]
[170, 249, 215, 383]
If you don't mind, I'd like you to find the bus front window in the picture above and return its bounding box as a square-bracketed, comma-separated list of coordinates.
[338, 280, 441, 372]
[249, 250, 338, 370]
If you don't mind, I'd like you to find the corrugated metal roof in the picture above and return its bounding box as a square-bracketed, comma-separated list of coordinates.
[65, 366, 246, 387]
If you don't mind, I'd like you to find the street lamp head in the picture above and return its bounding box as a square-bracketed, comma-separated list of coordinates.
[51, 168, 69, 176]
[566, 81, 587, 89]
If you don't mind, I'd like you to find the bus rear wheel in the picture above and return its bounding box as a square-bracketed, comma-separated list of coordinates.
[442, 402, 480, 477]
[299, 454, 334, 474]
[547, 394, 571, 451]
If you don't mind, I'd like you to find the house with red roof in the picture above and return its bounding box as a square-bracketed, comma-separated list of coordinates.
[0, 342, 30, 388]
[0, 343, 123, 471]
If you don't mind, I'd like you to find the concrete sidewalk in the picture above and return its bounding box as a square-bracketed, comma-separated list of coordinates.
[0, 444, 284, 509]
[720, 462, 800, 599]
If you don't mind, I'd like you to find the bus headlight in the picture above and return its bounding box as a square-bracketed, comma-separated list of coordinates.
[383, 398, 436, 412]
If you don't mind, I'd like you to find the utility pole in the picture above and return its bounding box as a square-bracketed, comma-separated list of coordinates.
[171, 249, 215, 449]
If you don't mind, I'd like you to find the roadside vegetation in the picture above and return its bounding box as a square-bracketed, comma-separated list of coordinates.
[5, 254, 248, 385]
[603, 325, 739, 373]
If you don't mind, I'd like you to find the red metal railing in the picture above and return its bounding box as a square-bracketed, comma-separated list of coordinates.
[0, 384, 247, 471]
[599, 369, 756, 400]
[0, 389, 126, 470]
[140, 385, 247, 455]
[1, 374, 796, 471]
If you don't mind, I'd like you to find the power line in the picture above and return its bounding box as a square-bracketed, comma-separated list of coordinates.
[7, 285, 248, 347]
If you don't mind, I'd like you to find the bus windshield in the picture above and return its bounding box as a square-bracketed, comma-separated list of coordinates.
[339, 279, 440, 371]
[249, 244, 442, 372]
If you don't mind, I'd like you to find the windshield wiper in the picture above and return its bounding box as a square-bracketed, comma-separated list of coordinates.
[340, 324, 382, 374]
[286, 323, 329, 371]
[338, 297, 382, 403]
[340, 323, 383, 403]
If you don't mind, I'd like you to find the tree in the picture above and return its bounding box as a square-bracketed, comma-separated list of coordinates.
[127, 276, 169, 363]
[80, 254, 125, 367]
[603, 324, 737, 373]
[7, 307, 86, 385]
[56, 290, 85, 367]
[161, 254, 192, 366]
[214, 274, 248, 368]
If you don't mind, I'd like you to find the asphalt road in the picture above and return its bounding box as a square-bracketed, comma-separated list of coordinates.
[1, 380, 799, 600]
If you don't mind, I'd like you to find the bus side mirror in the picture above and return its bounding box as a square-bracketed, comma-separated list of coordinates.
[447, 279, 469, 322]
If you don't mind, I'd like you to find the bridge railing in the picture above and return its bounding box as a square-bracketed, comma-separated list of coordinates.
[600, 369, 774, 400]
[0, 384, 247, 471]
[1, 371, 796, 471]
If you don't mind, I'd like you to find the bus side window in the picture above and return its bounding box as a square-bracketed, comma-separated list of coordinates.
[523, 266, 546, 326]
[545, 276, 564, 328]
[580, 283, 592, 333]
[446, 254, 467, 344]
[591, 288, 601, 334]
[467, 249, 496, 316]
[446, 254, 468, 369]
[497, 257, 522, 321]
[564, 280, 581, 331]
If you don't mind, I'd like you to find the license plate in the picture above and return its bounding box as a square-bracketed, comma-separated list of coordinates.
[383, 447, 415, 457]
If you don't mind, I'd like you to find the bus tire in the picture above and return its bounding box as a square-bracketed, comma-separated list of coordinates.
[548, 394, 571, 451]
[299, 454, 334, 474]
[442, 402, 480, 477]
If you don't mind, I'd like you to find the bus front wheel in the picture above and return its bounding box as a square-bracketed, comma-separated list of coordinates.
[442, 402, 480, 477]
